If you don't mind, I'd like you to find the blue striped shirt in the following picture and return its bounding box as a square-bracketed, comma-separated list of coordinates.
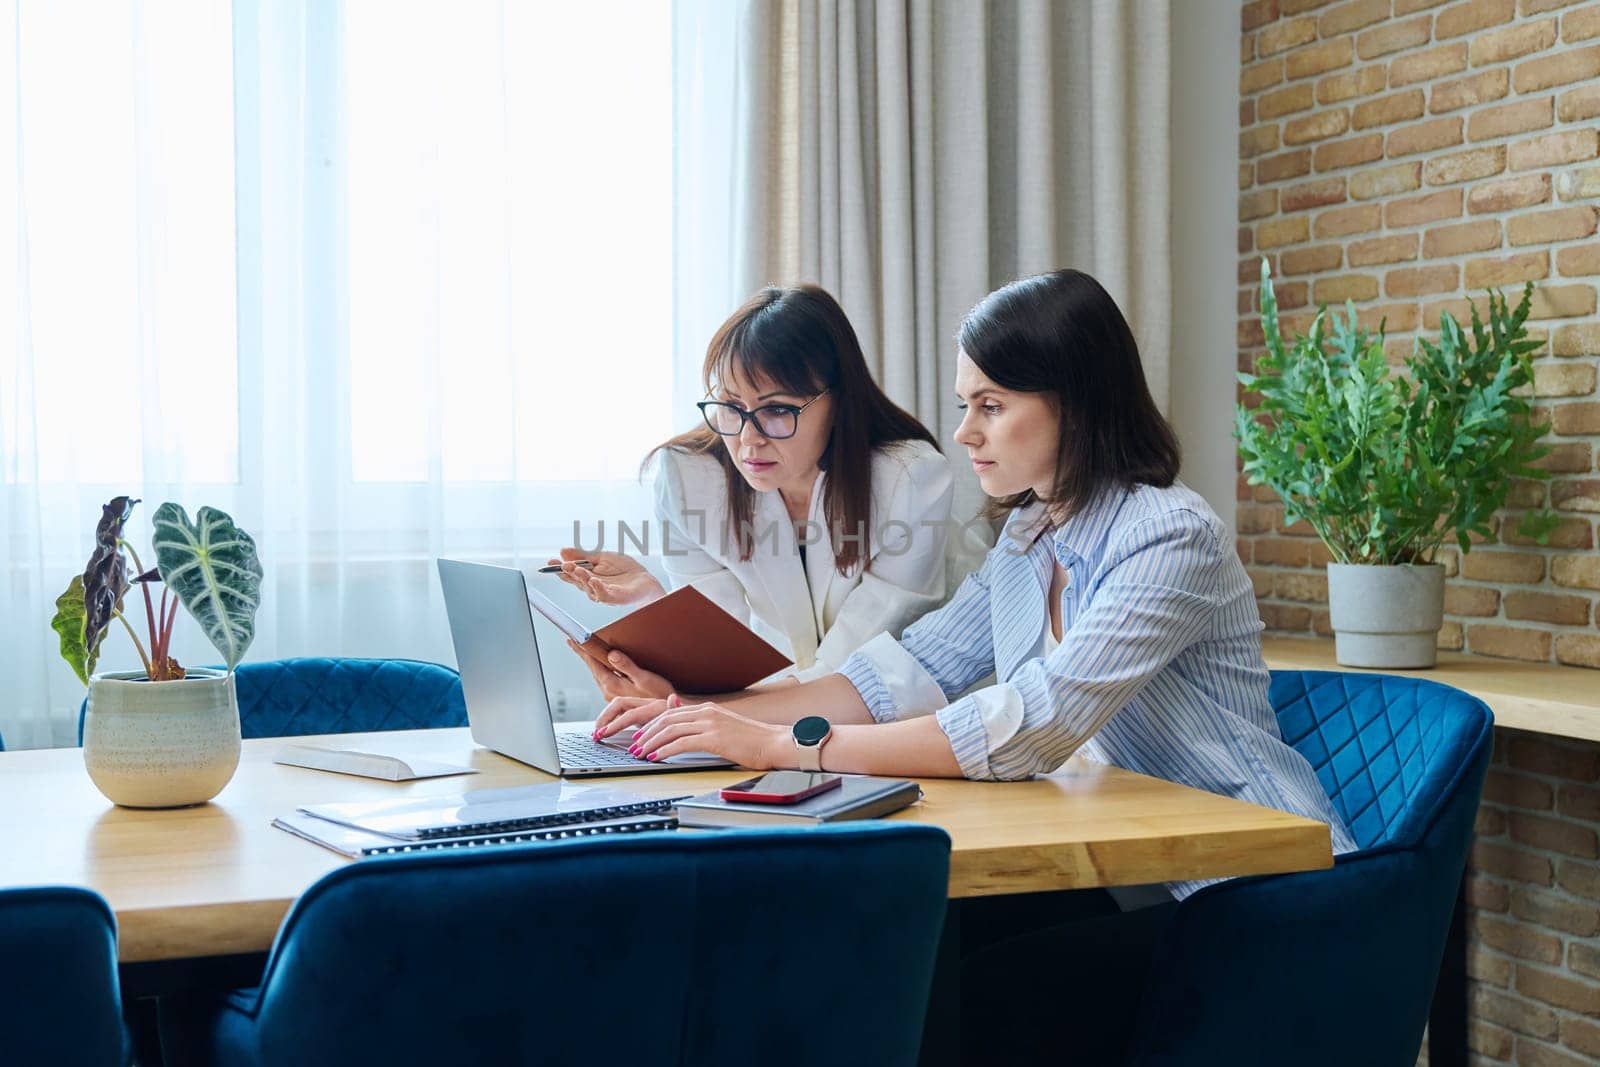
[838, 481, 1356, 897]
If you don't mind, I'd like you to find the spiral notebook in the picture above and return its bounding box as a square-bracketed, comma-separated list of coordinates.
[274, 811, 678, 858]
[298, 782, 681, 841]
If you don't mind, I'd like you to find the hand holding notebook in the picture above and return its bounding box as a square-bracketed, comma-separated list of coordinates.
[527, 583, 791, 694]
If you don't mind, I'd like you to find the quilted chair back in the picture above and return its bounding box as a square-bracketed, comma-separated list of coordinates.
[1128, 670, 1493, 1067]
[0, 887, 128, 1066]
[173, 824, 951, 1067]
[78, 658, 466, 743]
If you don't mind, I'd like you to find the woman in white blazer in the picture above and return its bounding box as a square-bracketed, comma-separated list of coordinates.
[551, 284, 954, 697]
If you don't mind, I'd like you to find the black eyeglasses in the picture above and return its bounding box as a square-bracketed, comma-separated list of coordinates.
[696, 389, 830, 440]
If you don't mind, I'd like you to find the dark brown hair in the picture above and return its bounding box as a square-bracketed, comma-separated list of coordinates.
[958, 269, 1180, 523]
[648, 285, 937, 576]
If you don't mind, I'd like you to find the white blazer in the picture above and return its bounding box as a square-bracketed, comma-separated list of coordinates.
[649, 440, 954, 682]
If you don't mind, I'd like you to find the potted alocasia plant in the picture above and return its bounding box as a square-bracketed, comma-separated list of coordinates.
[51, 496, 262, 807]
[1236, 260, 1556, 669]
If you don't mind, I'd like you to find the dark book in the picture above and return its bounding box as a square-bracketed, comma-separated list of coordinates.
[673, 776, 922, 828]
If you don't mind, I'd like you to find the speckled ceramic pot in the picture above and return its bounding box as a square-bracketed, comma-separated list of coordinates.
[83, 669, 241, 808]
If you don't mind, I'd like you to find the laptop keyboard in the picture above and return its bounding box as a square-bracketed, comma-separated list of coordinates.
[557, 732, 646, 769]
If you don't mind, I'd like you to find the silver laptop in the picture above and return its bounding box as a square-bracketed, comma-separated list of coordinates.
[437, 558, 735, 778]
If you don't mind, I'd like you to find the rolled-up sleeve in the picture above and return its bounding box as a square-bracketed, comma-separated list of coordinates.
[941, 512, 1224, 782]
[837, 558, 997, 724]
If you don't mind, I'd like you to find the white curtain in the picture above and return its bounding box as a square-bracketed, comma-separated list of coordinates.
[677, 0, 1174, 528]
[1, 0, 679, 748]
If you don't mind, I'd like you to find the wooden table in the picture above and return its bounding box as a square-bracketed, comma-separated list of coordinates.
[0, 727, 1334, 964]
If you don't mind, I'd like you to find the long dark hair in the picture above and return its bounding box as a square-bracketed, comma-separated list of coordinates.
[648, 285, 937, 576]
[958, 269, 1180, 523]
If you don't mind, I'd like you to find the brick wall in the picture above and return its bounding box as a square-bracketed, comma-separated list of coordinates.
[1237, 0, 1600, 671]
[1236, 1, 1600, 1063]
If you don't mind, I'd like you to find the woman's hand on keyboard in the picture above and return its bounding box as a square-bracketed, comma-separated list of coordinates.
[628, 701, 788, 769]
[593, 694, 677, 743]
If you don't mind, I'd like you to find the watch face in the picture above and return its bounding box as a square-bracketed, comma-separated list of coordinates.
[793, 715, 830, 746]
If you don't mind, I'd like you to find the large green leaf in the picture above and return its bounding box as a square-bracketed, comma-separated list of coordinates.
[51, 576, 93, 685]
[151, 503, 263, 671]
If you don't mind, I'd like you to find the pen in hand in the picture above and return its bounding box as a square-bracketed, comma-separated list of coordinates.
[537, 560, 594, 573]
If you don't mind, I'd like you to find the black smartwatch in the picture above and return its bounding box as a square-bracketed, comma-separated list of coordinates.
[792, 715, 833, 771]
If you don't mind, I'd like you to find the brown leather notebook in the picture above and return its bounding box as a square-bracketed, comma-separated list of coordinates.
[550, 585, 793, 694]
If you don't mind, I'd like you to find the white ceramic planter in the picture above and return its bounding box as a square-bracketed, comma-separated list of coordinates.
[82, 669, 241, 808]
[1326, 562, 1446, 670]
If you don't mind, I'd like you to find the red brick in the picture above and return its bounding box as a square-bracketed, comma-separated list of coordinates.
[1558, 83, 1600, 122]
[1421, 296, 1477, 326]
[1475, 912, 1563, 962]
[1462, 550, 1546, 583]
[1280, 244, 1345, 274]
[1470, 173, 1553, 214]
[1258, 602, 1313, 630]
[1259, 17, 1319, 56]
[1258, 216, 1311, 249]
[1509, 206, 1600, 246]
[1566, 4, 1600, 42]
[1314, 273, 1379, 302]
[1510, 129, 1600, 170]
[1574, 941, 1600, 980]
[1553, 324, 1600, 358]
[1505, 591, 1593, 624]
[1530, 442, 1597, 471]
[1557, 242, 1600, 275]
[1312, 203, 1379, 238]
[1351, 161, 1423, 200]
[1423, 219, 1502, 256]
[1286, 37, 1356, 80]
[1316, 66, 1386, 104]
[1502, 516, 1592, 549]
[1387, 188, 1463, 226]
[1387, 115, 1464, 156]
[1529, 286, 1599, 321]
[1258, 149, 1314, 183]
[1471, 1021, 1515, 1061]
[1475, 839, 1557, 883]
[1557, 634, 1600, 668]
[1431, 68, 1511, 112]
[1473, 986, 1558, 1040]
[1514, 43, 1600, 92]
[1559, 783, 1600, 822]
[1284, 109, 1352, 145]
[1553, 555, 1600, 590]
[1436, 0, 1517, 37]
[1242, 124, 1281, 158]
[1551, 482, 1600, 517]
[1316, 136, 1387, 175]
[1517, 1039, 1596, 1067]
[1471, 624, 1555, 661]
[1470, 875, 1513, 914]
[1470, 97, 1556, 141]
[1348, 234, 1419, 266]
[1355, 301, 1420, 332]
[1548, 404, 1600, 435]
[1479, 802, 1509, 835]
[1240, 188, 1280, 221]
[1318, 0, 1391, 36]
[1260, 82, 1316, 119]
[1274, 572, 1328, 602]
[1512, 885, 1600, 931]
[1387, 264, 1460, 297]
[1242, 57, 1286, 94]
[1542, 366, 1599, 401]
[1470, 17, 1559, 63]
[1391, 41, 1471, 85]
[1357, 15, 1434, 58]
[1438, 620, 1466, 650]
[1281, 177, 1347, 212]
[1467, 251, 1550, 288]
[1516, 965, 1600, 1015]
[1254, 537, 1313, 565]
[1484, 767, 1556, 808]
[1353, 89, 1427, 130]
[1425, 144, 1506, 185]
[1243, 0, 1280, 31]
[1559, 860, 1600, 902]
[1507, 735, 1600, 781]
[1563, 1016, 1600, 1060]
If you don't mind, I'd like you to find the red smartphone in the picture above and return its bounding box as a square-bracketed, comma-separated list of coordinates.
[720, 771, 844, 805]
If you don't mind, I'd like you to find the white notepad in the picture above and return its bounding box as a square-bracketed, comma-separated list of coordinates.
[273, 744, 479, 782]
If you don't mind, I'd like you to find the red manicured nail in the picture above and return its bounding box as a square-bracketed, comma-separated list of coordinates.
[647, 753, 659, 762]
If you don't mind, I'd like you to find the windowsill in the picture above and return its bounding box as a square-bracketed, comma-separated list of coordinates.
[1262, 635, 1600, 744]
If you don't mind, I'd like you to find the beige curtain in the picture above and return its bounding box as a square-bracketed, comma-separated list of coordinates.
[718, 0, 1173, 523]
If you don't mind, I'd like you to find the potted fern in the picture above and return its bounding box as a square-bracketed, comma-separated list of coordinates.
[1236, 260, 1556, 669]
[50, 497, 262, 807]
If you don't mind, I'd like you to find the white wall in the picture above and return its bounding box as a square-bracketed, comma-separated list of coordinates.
[1168, 0, 1241, 531]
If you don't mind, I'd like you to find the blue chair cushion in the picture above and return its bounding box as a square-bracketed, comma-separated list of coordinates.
[171, 824, 951, 1067]
[0, 886, 128, 1067]
[79, 657, 466, 743]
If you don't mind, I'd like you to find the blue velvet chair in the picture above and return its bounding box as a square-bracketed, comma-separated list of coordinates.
[165, 823, 950, 1067]
[80, 657, 467, 743]
[0, 886, 128, 1066]
[1127, 669, 1493, 1067]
